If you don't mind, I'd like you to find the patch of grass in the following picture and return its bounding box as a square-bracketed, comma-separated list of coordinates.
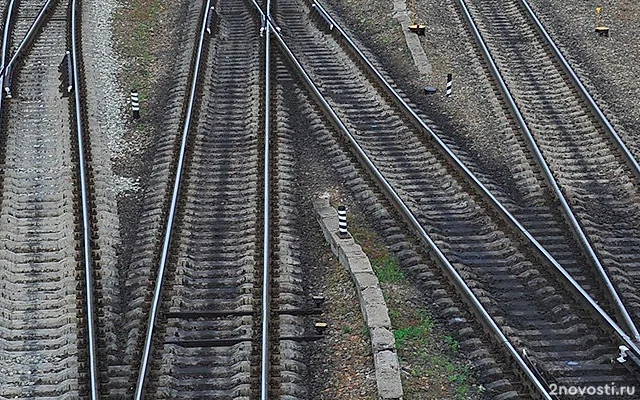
[445, 335, 459, 353]
[360, 325, 370, 338]
[351, 226, 405, 283]
[372, 254, 404, 283]
[349, 226, 388, 260]
[394, 313, 432, 348]
[341, 325, 352, 334]
[116, 0, 166, 104]
[388, 308, 401, 323]
[448, 365, 472, 400]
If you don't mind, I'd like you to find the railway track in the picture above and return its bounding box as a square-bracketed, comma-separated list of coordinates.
[137, 0, 264, 396]
[129, 0, 314, 398]
[455, 0, 640, 336]
[0, 0, 101, 398]
[1, 0, 638, 398]
[255, 0, 640, 396]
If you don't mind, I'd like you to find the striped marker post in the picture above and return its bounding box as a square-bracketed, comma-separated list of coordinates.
[446, 73, 452, 97]
[337, 205, 348, 238]
[131, 89, 140, 119]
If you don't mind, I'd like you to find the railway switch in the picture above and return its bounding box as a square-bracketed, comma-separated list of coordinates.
[311, 3, 334, 32]
[206, 6, 217, 35]
[65, 52, 73, 93]
[58, 52, 73, 96]
[312, 294, 325, 308]
[408, 24, 426, 36]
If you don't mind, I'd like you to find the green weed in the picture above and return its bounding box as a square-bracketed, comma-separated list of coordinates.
[445, 335, 459, 353]
[373, 254, 404, 283]
[394, 316, 432, 348]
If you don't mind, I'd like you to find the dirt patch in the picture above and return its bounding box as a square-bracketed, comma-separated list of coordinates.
[307, 247, 378, 399]
[351, 224, 483, 399]
[111, 0, 188, 215]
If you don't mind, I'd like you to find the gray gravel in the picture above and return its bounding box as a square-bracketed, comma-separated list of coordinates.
[82, 0, 138, 196]
[81, 0, 130, 393]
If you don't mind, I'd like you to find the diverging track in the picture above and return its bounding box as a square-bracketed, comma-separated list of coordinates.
[128, 0, 313, 398]
[143, 0, 263, 396]
[264, 0, 640, 396]
[456, 0, 640, 337]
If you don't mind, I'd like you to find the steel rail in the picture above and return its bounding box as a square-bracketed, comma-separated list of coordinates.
[0, 0, 58, 77]
[133, 1, 212, 399]
[246, 3, 553, 397]
[69, 0, 99, 398]
[518, 0, 640, 182]
[307, 0, 640, 361]
[454, 0, 640, 343]
[0, 0, 15, 63]
[260, 0, 272, 396]
[0, 0, 16, 118]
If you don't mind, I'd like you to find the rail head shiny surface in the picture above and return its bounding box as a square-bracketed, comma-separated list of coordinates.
[248, 3, 554, 397]
[260, 13, 272, 400]
[133, 1, 212, 399]
[70, 0, 99, 397]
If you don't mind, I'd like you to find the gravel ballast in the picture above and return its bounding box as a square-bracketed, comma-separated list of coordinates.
[524, 0, 640, 159]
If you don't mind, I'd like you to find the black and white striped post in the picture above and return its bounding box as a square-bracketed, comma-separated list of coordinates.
[337, 205, 348, 238]
[131, 88, 140, 119]
[446, 73, 452, 97]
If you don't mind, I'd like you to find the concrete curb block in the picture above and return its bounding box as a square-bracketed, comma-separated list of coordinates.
[313, 197, 403, 400]
[392, 0, 432, 77]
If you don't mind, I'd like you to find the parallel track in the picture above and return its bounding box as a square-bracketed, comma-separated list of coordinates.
[0, 0, 100, 398]
[131, 0, 310, 398]
[2, 0, 635, 398]
[456, 0, 640, 339]
[258, 0, 640, 396]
